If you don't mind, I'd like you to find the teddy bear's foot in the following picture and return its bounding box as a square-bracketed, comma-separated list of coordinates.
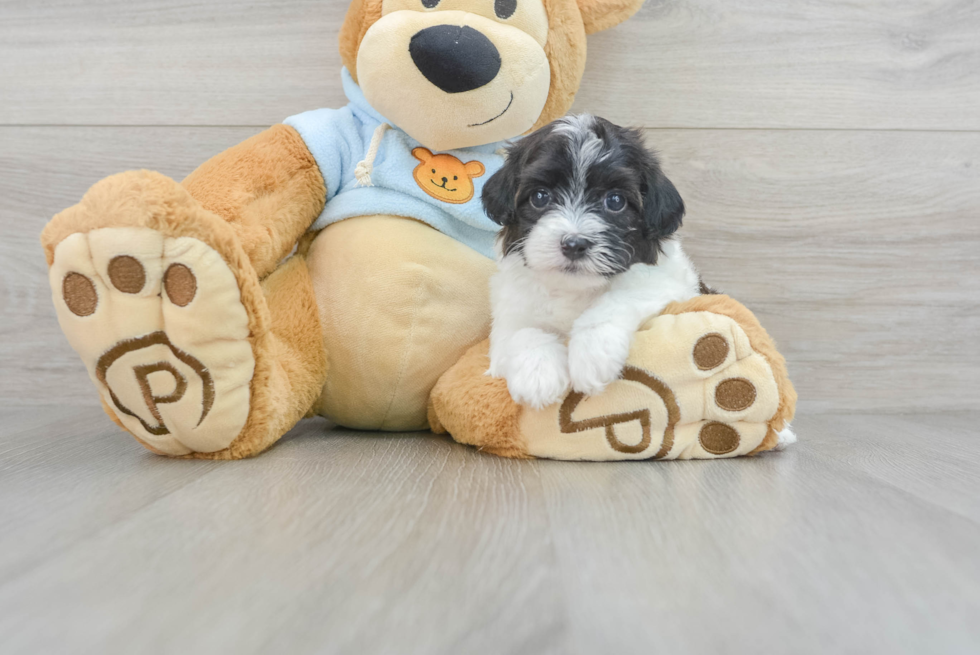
[523, 299, 796, 460]
[50, 227, 255, 456]
[42, 171, 280, 457]
[430, 295, 797, 461]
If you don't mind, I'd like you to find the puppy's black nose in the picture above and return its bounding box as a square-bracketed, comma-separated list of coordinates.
[409, 25, 501, 94]
[561, 237, 592, 261]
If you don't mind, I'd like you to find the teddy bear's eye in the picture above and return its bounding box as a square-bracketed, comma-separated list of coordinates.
[422, 0, 440, 8]
[432, 169, 436, 174]
[495, 0, 517, 19]
[454, 176, 458, 180]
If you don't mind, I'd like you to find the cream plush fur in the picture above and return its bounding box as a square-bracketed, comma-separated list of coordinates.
[40, 0, 795, 462]
[307, 216, 496, 431]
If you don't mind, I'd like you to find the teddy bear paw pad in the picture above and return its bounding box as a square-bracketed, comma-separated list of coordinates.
[49, 227, 254, 456]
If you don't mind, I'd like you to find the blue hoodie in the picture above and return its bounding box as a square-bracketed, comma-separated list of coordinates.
[284, 69, 509, 259]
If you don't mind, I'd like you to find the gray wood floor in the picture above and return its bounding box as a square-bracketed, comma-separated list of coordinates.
[1, 407, 979, 654]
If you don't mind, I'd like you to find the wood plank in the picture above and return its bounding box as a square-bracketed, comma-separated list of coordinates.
[2, 126, 977, 412]
[798, 413, 980, 524]
[0, 413, 564, 655]
[0, 409, 978, 653]
[1, 0, 978, 129]
[536, 414, 980, 655]
[0, 405, 221, 583]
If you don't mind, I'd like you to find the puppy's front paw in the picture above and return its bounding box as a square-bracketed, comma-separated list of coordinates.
[568, 323, 633, 396]
[504, 330, 570, 409]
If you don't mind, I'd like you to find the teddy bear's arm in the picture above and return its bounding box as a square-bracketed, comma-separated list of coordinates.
[181, 124, 327, 278]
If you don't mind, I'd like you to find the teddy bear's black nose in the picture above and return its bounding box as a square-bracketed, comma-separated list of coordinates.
[409, 25, 501, 94]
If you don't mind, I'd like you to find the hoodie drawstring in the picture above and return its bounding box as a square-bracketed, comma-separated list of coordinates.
[354, 123, 391, 187]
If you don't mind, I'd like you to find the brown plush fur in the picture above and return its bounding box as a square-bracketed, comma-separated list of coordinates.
[577, 0, 645, 34]
[661, 295, 798, 455]
[339, 0, 385, 85]
[41, 171, 328, 459]
[428, 341, 530, 458]
[538, 0, 647, 126]
[181, 124, 327, 280]
[533, 1, 645, 129]
[532, 0, 589, 131]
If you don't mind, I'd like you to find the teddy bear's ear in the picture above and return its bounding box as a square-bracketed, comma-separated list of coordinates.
[464, 161, 486, 179]
[576, 0, 646, 35]
[339, 0, 385, 82]
[412, 147, 434, 163]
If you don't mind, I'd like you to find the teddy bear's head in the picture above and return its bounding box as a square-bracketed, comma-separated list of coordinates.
[340, 0, 645, 151]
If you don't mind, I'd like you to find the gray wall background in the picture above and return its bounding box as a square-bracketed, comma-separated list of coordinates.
[2, 0, 978, 412]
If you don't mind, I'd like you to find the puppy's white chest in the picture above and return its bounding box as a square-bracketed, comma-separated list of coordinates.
[531, 284, 604, 334]
[492, 261, 609, 336]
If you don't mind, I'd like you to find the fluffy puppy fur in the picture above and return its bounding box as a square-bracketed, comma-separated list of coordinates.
[483, 115, 703, 408]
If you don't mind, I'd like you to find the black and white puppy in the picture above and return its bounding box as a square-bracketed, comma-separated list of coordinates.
[482, 115, 703, 409]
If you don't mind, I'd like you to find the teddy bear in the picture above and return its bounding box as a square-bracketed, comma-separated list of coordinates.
[41, 0, 796, 461]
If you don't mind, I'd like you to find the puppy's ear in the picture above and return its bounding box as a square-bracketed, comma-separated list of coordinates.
[642, 167, 685, 240]
[482, 156, 520, 226]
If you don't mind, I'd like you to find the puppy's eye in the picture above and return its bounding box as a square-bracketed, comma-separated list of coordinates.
[495, 0, 518, 19]
[605, 192, 627, 213]
[530, 188, 551, 209]
[422, 0, 440, 8]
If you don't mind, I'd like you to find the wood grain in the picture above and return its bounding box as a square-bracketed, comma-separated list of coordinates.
[2, 126, 977, 412]
[800, 412, 980, 524]
[1, 0, 978, 129]
[0, 406, 220, 583]
[536, 418, 980, 654]
[1, 409, 978, 654]
[0, 409, 565, 655]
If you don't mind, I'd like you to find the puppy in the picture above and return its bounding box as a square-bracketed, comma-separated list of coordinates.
[482, 115, 704, 409]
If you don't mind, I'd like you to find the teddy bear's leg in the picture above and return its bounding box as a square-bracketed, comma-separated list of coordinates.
[306, 215, 497, 431]
[41, 170, 327, 458]
[430, 295, 797, 461]
[180, 124, 327, 278]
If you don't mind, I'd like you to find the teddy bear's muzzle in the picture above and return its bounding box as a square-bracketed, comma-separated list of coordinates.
[409, 25, 502, 94]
